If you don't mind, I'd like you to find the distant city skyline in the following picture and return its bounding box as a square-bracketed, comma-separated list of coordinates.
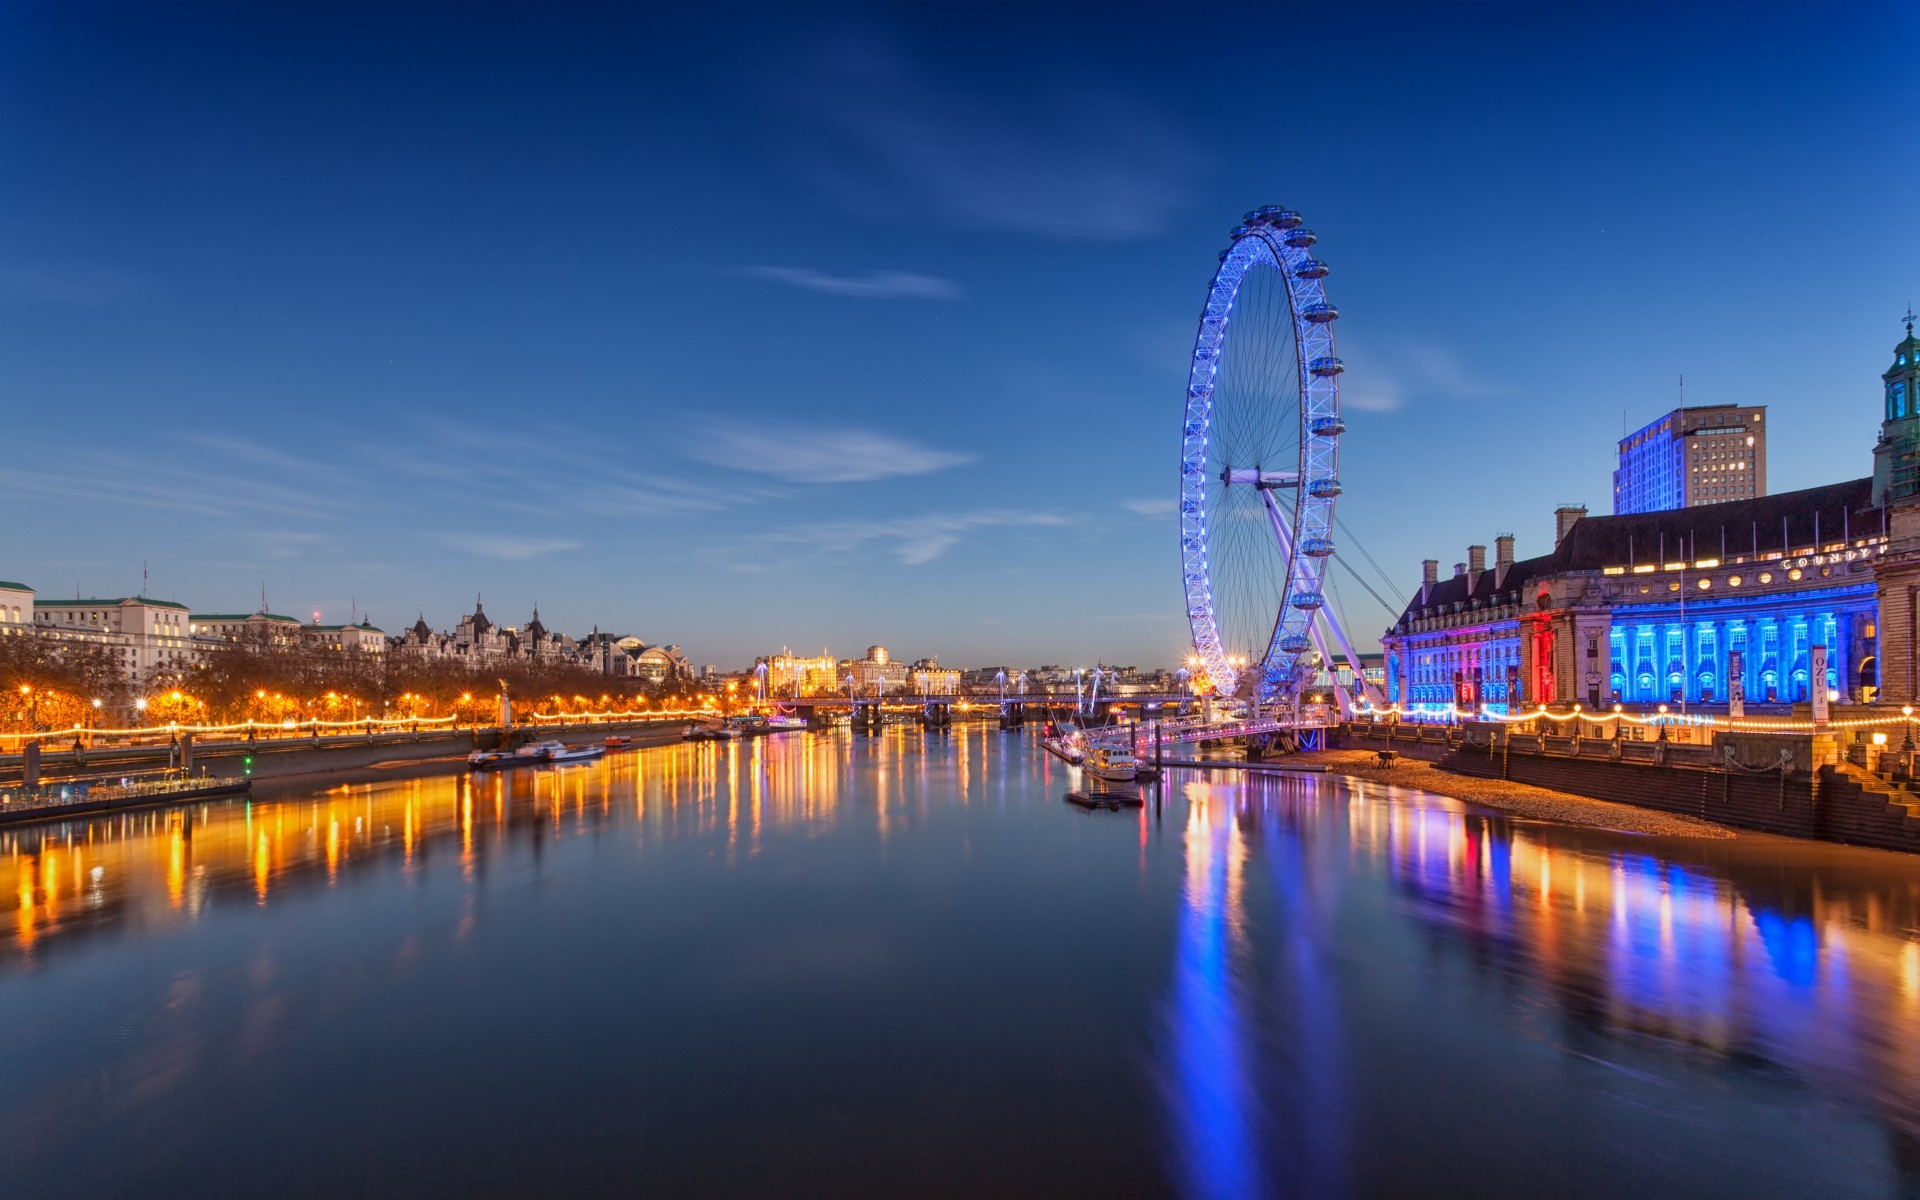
[4, 2, 1916, 667]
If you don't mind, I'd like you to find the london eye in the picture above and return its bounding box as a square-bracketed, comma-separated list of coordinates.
[1179, 205, 1374, 710]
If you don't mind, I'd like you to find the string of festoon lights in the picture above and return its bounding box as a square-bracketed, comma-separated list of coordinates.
[526, 706, 716, 722]
[1352, 700, 1920, 734]
[0, 706, 724, 748]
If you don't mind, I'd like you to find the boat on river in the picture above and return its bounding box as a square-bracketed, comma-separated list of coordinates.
[682, 723, 743, 742]
[536, 741, 606, 764]
[1041, 732, 1084, 766]
[1082, 745, 1138, 783]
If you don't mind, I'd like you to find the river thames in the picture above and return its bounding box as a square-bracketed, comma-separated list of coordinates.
[5, 728, 1920, 1197]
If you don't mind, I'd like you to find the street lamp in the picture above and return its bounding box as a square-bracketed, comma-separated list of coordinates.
[1904, 705, 1914, 754]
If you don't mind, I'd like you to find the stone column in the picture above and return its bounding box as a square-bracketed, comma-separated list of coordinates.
[1720, 618, 1735, 702]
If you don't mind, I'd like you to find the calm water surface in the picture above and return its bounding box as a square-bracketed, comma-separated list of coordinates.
[5, 728, 1920, 1198]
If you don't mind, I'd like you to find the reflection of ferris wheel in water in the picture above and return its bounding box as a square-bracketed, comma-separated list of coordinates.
[1179, 204, 1379, 711]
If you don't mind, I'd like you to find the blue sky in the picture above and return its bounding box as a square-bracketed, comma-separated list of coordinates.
[4, 2, 1916, 669]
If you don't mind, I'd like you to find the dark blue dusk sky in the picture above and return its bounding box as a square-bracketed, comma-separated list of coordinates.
[4, 2, 1916, 668]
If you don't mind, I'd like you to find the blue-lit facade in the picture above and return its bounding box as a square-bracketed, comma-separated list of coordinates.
[1385, 479, 1883, 714]
[1613, 404, 1767, 515]
[1388, 326, 1920, 716]
[1601, 576, 1869, 705]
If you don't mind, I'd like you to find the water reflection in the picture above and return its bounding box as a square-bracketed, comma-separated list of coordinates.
[1161, 770, 1920, 1196]
[0, 735, 885, 972]
[8, 731, 1920, 1197]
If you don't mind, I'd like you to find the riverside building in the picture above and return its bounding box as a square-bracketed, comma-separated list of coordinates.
[31, 595, 195, 682]
[1387, 323, 1920, 714]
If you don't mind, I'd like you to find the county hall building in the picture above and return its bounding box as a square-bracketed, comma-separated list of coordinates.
[1384, 319, 1920, 714]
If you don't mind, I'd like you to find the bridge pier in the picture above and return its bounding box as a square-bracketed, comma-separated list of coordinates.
[998, 702, 1025, 730]
[920, 703, 951, 730]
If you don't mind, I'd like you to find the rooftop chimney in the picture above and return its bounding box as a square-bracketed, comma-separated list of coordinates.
[1554, 505, 1588, 547]
[1420, 559, 1438, 605]
[1494, 534, 1515, 587]
[1453, 562, 1467, 578]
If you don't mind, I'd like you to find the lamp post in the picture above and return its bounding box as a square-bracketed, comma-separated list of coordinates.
[1904, 705, 1914, 754]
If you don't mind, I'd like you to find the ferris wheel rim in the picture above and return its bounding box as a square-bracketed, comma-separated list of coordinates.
[1179, 208, 1342, 701]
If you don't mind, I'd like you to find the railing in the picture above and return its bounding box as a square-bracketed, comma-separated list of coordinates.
[1343, 719, 1725, 768]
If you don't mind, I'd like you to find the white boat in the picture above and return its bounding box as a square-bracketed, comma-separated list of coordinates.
[765, 714, 808, 731]
[1083, 745, 1138, 783]
[512, 739, 606, 764]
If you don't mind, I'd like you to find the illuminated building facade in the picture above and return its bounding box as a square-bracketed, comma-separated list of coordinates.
[0, 580, 32, 634]
[1864, 317, 1920, 701]
[190, 611, 304, 649]
[845, 645, 909, 695]
[31, 595, 195, 682]
[1389, 328, 1920, 715]
[763, 650, 838, 696]
[300, 618, 387, 655]
[1613, 404, 1767, 514]
[1386, 483, 1884, 713]
[392, 599, 566, 667]
[909, 659, 960, 695]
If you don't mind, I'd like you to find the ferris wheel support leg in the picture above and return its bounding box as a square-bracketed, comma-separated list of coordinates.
[1316, 605, 1387, 707]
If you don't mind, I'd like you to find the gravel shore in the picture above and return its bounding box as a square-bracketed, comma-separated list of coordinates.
[1293, 749, 1739, 839]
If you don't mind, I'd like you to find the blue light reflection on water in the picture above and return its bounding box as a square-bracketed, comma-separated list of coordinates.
[1166, 787, 1263, 1199]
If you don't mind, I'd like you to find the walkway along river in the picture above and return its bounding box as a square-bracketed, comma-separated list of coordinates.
[3, 727, 1919, 1197]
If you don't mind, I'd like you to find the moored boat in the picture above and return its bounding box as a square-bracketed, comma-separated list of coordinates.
[544, 741, 607, 764]
[1083, 745, 1138, 783]
[682, 723, 743, 742]
[1040, 734, 1084, 765]
[467, 749, 515, 770]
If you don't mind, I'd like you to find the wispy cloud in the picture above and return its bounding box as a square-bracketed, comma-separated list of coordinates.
[1340, 340, 1514, 413]
[687, 425, 973, 485]
[725, 509, 1074, 569]
[439, 534, 581, 561]
[252, 531, 332, 560]
[1123, 498, 1177, 517]
[734, 266, 961, 300]
[786, 34, 1200, 239]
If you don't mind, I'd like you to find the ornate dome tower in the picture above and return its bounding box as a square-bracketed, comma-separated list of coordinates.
[1872, 310, 1920, 506]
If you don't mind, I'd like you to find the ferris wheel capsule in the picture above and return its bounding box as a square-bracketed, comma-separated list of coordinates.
[1309, 415, 1347, 436]
[1308, 357, 1345, 377]
[1307, 478, 1344, 498]
[1271, 210, 1304, 230]
[1283, 228, 1317, 249]
[1299, 537, 1335, 557]
[1295, 259, 1330, 279]
[1302, 302, 1339, 323]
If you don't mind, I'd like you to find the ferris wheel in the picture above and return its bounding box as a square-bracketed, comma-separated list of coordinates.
[1178, 205, 1377, 711]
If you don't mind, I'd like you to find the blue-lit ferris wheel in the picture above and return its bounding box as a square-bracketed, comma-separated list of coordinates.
[1179, 205, 1369, 708]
